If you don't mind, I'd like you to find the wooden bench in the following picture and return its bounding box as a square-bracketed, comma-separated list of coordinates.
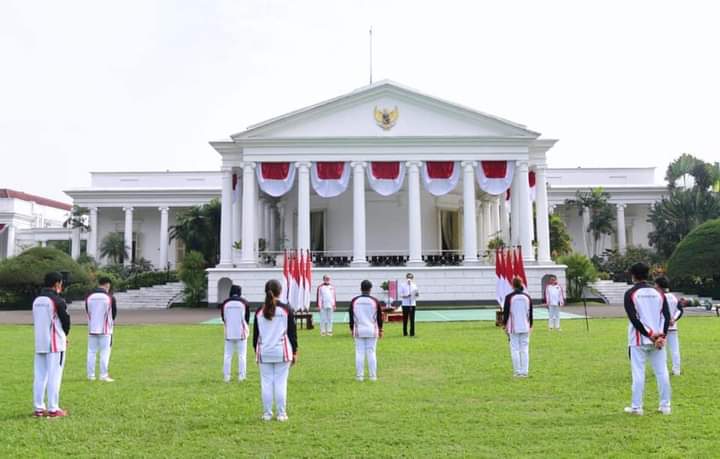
[295, 312, 314, 330]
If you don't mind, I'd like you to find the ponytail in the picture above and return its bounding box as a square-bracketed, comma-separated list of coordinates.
[263, 279, 282, 320]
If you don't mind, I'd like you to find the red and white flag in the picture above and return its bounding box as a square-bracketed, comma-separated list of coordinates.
[232, 173, 241, 204]
[495, 249, 511, 307]
[514, 247, 528, 288]
[304, 250, 313, 310]
[288, 251, 300, 311]
[311, 162, 351, 198]
[257, 162, 296, 197]
[421, 161, 460, 196]
[281, 250, 289, 303]
[528, 170, 537, 202]
[367, 161, 406, 196]
[476, 161, 515, 195]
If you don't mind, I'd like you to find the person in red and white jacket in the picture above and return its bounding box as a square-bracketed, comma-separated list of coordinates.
[32, 272, 71, 418]
[348, 280, 384, 381]
[221, 285, 250, 382]
[623, 263, 671, 416]
[316, 275, 336, 336]
[654, 276, 684, 376]
[503, 277, 533, 377]
[544, 275, 565, 331]
[85, 276, 117, 382]
[252, 279, 298, 422]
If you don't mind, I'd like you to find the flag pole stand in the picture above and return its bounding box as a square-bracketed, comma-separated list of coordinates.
[580, 278, 590, 332]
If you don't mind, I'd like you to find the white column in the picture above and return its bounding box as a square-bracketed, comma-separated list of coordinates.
[407, 161, 423, 265]
[510, 169, 520, 245]
[5, 224, 16, 258]
[351, 161, 368, 266]
[70, 227, 80, 259]
[240, 162, 257, 265]
[491, 197, 500, 240]
[549, 204, 556, 215]
[517, 161, 533, 261]
[159, 206, 169, 270]
[616, 203, 627, 254]
[40, 240, 47, 248]
[277, 203, 287, 251]
[461, 161, 478, 264]
[500, 198, 510, 244]
[87, 207, 98, 258]
[296, 162, 311, 251]
[123, 207, 133, 266]
[535, 166, 551, 263]
[582, 206, 591, 257]
[483, 199, 492, 249]
[268, 204, 276, 252]
[264, 201, 272, 250]
[232, 172, 242, 262]
[477, 202, 486, 256]
[219, 168, 233, 267]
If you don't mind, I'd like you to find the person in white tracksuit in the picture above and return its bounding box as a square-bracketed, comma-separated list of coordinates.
[221, 285, 250, 382]
[253, 279, 298, 422]
[502, 277, 533, 377]
[85, 277, 117, 382]
[654, 276, 684, 376]
[316, 275, 336, 336]
[544, 275, 565, 331]
[32, 272, 71, 418]
[623, 263, 672, 416]
[348, 280, 384, 381]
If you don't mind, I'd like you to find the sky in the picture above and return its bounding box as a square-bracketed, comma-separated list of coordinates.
[1, 0, 719, 202]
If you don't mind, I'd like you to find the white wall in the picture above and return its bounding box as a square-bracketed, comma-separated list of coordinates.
[546, 167, 657, 186]
[90, 171, 221, 188]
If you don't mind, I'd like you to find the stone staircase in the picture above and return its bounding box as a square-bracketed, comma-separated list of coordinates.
[590, 280, 631, 305]
[112, 282, 185, 309]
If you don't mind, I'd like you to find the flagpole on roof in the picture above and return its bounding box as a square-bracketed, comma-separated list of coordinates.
[369, 27, 373, 85]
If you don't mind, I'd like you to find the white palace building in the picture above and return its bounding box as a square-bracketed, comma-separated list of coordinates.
[57, 81, 665, 304]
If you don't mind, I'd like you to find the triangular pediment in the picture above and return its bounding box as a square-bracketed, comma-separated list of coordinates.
[231, 80, 540, 139]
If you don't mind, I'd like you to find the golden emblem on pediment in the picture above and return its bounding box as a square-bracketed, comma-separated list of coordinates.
[374, 106, 399, 130]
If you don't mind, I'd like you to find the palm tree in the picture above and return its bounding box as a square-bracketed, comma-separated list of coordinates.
[63, 205, 90, 231]
[565, 187, 616, 257]
[170, 199, 221, 265]
[100, 232, 128, 265]
[665, 153, 703, 190]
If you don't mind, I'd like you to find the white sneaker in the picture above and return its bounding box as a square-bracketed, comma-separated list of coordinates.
[238, 377, 246, 382]
[223, 377, 231, 383]
[356, 377, 364, 382]
[624, 406, 644, 416]
[672, 370, 681, 376]
[658, 406, 672, 415]
[99, 376, 115, 382]
[320, 332, 326, 336]
[88, 376, 96, 381]
[369, 376, 378, 382]
[276, 414, 288, 422]
[262, 413, 273, 421]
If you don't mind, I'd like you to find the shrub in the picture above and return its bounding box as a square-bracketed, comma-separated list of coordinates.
[594, 246, 663, 283]
[125, 271, 177, 290]
[556, 252, 598, 300]
[178, 251, 207, 306]
[667, 218, 720, 293]
[0, 247, 92, 307]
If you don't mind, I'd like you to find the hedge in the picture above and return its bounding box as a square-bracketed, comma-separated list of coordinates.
[667, 218, 720, 281]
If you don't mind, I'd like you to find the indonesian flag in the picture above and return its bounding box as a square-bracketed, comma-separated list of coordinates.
[257, 162, 296, 197]
[476, 161, 515, 195]
[298, 250, 305, 310]
[367, 161, 406, 196]
[281, 250, 289, 303]
[421, 161, 460, 196]
[495, 249, 513, 308]
[528, 170, 537, 202]
[289, 251, 300, 311]
[514, 247, 528, 288]
[304, 250, 312, 309]
[311, 162, 350, 198]
[232, 173, 241, 204]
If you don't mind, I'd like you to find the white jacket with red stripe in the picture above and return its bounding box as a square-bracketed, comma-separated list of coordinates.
[624, 282, 670, 347]
[86, 291, 114, 335]
[316, 283, 336, 310]
[33, 295, 67, 353]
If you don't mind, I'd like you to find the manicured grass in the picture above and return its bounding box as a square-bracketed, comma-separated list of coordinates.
[1, 318, 718, 458]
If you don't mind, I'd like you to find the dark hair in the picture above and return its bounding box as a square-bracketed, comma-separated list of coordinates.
[512, 276, 523, 290]
[629, 262, 649, 281]
[263, 279, 282, 320]
[44, 272, 63, 288]
[229, 285, 242, 297]
[361, 280, 372, 292]
[654, 276, 670, 290]
[97, 276, 112, 286]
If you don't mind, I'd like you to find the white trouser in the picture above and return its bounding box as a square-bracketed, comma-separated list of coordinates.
[259, 361, 291, 417]
[548, 305, 561, 329]
[223, 339, 248, 380]
[33, 352, 65, 412]
[87, 334, 112, 378]
[667, 330, 681, 373]
[509, 333, 530, 375]
[630, 345, 671, 410]
[320, 308, 334, 334]
[355, 337, 378, 380]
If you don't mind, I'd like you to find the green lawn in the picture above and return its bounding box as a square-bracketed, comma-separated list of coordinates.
[1, 318, 718, 458]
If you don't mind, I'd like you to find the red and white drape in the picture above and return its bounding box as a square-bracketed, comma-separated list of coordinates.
[367, 161, 406, 196]
[311, 162, 351, 198]
[528, 170, 536, 202]
[421, 161, 460, 196]
[0, 224, 6, 233]
[256, 162, 296, 197]
[476, 161, 515, 195]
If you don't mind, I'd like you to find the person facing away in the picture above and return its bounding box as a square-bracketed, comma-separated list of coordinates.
[348, 280, 384, 382]
[221, 285, 250, 382]
[654, 276, 683, 377]
[503, 276, 533, 378]
[544, 275, 565, 331]
[252, 279, 298, 422]
[85, 276, 117, 382]
[316, 274, 336, 336]
[623, 262, 672, 416]
[32, 272, 71, 418]
[398, 272, 419, 337]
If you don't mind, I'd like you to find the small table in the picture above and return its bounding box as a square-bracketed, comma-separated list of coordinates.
[295, 312, 314, 330]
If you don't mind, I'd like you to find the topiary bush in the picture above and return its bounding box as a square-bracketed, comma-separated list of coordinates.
[178, 251, 207, 306]
[556, 252, 599, 300]
[667, 218, 720, 297]
[0, 247, 92, 307]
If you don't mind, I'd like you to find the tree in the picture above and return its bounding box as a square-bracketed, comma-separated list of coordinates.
[100, 232, 128, 265]
[564, 187, 616, 257]
[63, 205, 90, 231]
[666, 218, 720, 282]
[549, 214, 572, 259]
[665, 153, 704, 190]
[170, 199, 221, 266]
[556, 253, 598, 300]
[178, 251, 207, 306]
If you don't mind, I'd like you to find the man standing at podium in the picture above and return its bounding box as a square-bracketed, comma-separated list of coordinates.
[398, 272, 419, 337]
